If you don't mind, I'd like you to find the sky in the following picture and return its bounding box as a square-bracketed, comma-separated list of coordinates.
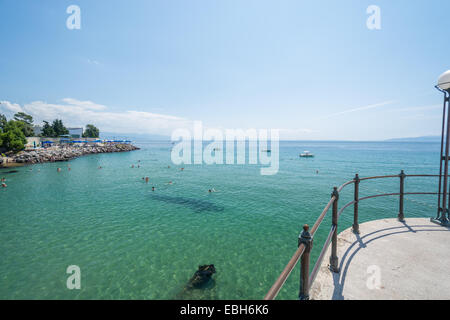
[0, 0, 449, 140]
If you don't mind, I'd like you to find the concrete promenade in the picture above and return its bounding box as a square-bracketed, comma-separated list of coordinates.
[310, 218, 450, 300]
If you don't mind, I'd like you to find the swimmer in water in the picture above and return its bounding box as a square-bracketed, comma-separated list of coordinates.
[1, 183, 6, 188]
[152, 186, 155, 191]
[131, 165, 134, 168]
[145, 177, 149, 183]
[181, 168, 184, 171]
[57, 168, 61, 172]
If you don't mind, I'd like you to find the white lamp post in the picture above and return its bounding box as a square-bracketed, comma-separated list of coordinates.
[438, 70, 450, 92]
[434, 70, 450, 226]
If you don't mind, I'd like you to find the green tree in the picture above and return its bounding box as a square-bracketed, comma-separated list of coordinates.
[82, 124, 100, 138]
[0, 120, 27, 152]
[0, 113, 7, 131]
[13, 112, 34, 137]
[51, 119, 69, 136]
[14, 112, 33, 124]
[41, 121, 56, 137]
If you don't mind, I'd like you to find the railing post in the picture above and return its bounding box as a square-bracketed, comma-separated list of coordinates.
[329, 187, 340, 273]
[298, 224, 312, 300]
[353, 174, 360, 234]
[398, 170, 405, 222]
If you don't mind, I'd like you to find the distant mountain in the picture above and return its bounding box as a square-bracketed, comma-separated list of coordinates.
[386, 135, 441, 142]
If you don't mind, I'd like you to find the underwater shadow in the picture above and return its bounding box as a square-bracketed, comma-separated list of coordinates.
[151, 194, 224, 213]
[0, 170, 19, 174]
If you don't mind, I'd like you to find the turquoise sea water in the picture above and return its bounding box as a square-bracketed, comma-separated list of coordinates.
[0, 141, 441, 299]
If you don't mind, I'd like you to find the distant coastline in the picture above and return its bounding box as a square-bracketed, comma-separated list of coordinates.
[384, 135, 440, 142]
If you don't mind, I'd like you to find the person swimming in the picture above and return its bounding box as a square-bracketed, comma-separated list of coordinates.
[152, 186, 155, 191]
[57, 168, 61, 172]
[1, 183, 6, 188]
[145, 177, 149, 183]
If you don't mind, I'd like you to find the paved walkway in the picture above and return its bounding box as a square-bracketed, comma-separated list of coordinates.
[310, 218, 450, 300]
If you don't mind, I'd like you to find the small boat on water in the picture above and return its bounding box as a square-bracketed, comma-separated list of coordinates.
[300, 151, 314, 158]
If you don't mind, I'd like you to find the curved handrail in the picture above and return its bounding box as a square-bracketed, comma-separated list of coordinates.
[264, 173, 441, 300]
[263, 243, 306, 300]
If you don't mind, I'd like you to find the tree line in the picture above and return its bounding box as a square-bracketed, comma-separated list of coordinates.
[0, 111, 100, 153]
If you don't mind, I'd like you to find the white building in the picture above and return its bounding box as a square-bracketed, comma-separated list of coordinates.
[68, 128, 83, 138]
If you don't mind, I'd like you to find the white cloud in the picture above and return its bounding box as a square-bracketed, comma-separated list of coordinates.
[0, 101, 22, 115]
[61, 98, 108, 111]
[388, 104, 441, 112]
[0, 98, 193, 136]
[321, 100, 396, 119]
[86, 59, 100, 66]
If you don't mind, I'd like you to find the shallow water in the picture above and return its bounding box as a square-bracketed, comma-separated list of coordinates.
[0, 141, 441, 299]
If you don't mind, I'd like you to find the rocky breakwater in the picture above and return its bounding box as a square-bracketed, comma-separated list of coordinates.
[13, 144, 140, 165]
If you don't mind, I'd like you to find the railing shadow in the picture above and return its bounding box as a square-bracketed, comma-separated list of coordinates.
[330, 223, 450, 300]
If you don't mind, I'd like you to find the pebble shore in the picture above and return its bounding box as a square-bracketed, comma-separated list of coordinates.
[1, 144, 140, 166]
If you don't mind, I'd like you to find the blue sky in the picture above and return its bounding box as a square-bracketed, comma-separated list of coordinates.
[0, 0, 449, 140]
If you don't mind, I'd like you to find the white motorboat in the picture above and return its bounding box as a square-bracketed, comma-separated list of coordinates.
[300, 151, 314, 158]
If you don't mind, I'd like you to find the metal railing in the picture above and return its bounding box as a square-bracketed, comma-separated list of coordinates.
[264, 171, 441, 300]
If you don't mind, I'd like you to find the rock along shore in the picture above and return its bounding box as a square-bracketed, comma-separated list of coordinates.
[7, 144, 140, 165]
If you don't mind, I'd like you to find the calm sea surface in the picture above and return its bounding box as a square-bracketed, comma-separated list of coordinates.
[0, 141, 441, 299]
